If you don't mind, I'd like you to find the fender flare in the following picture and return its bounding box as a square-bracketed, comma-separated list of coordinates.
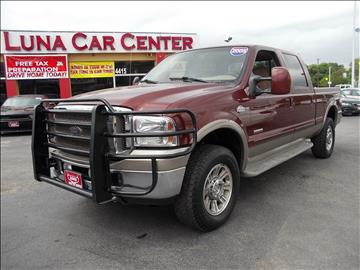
[197, 119, 248, 171]
[323, 98, 339, 127]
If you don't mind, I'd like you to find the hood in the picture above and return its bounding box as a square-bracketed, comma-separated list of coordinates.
[343, 95, 360, 101]
[341, 96, 360, 103]
[0, 106, 34, 116]
[71, 82, 234, 110]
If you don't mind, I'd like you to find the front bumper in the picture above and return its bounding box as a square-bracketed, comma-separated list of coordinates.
[49, 149, 189, 199]
[341, 104, 360, 115]
[32, 98, 197, 204]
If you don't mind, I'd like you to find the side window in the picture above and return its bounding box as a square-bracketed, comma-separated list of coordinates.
[252, 50, 280, 90]
[283, 54, 308, 88]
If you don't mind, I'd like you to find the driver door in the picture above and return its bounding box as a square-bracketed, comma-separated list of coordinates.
[245, 50, 294, 157]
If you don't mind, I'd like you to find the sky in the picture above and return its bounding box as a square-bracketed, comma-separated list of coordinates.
[1, 1, 359, 66]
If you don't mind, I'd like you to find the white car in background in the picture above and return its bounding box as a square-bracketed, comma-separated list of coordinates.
[341, 88, 360, 100]
[335, 84, 352, 89]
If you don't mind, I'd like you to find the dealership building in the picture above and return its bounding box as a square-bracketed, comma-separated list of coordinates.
[0, 30, 198, 102]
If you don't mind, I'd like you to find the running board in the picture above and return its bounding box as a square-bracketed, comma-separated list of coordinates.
[242, 139, 313, 177]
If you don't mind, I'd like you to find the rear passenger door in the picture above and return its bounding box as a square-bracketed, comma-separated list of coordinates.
[282, 53, 316, 138]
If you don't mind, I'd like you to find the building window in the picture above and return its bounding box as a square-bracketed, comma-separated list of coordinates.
[71, 77, 114, 96]
[115, 61, 154, 87]
[115, 75, 145, 87]
[18, 79, 60, 98]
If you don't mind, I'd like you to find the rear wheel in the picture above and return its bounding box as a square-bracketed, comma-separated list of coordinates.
[174, 144, 240, 231]
[311, 117, 335, 158]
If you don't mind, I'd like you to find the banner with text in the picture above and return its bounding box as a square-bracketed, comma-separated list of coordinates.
[70, 61, 114, 78]
[5, 55, 68, 80]
[1, 31, 198, 54]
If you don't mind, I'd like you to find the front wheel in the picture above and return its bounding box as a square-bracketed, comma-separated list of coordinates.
[311, 117, 335, 158]
[174, 144, 240, 231]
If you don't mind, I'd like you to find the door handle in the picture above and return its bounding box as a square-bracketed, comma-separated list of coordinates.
[285, 97, 292, 105]
[286, 97, 294, 110]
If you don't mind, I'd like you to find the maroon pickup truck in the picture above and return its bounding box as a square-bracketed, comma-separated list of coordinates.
[32, 45, 341, 231]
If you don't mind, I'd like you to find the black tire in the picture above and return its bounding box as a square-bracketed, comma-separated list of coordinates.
[174, 144, 240, 232]
[311, 117, 335, 158]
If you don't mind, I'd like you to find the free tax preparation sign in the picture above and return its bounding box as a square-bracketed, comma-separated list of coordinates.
[5, 55, 68, 80]
[1, 30, 197, 54]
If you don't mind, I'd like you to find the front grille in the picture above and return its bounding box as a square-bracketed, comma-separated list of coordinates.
[52, 112, 92, 125]
[46, 106, 126, 157]
[0, 114, 31, 121]
[48, 122, 92, 138]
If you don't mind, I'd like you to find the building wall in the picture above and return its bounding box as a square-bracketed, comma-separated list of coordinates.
[0, 30, 196, 101]
[1, 52, 170, 100]
[68, 53, 157, 62]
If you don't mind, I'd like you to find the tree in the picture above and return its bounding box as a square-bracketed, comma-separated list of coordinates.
[307, 62, 350, 87]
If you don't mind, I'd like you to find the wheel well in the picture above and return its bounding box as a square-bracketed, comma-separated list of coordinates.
[327, 106, 337, 122]
[199, 128, 244, 170]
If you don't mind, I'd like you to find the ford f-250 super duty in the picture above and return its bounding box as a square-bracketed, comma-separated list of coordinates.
[32, 45, 341, 231]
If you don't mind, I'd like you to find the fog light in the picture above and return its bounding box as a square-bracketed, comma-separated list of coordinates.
[111, 172, 123, 186]
[63, 163, 72, 170]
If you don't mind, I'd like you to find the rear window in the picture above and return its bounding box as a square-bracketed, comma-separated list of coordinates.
[283, 54, 308, 88]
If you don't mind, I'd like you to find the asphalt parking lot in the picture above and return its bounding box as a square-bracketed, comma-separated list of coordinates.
[1, 116, 359, 270]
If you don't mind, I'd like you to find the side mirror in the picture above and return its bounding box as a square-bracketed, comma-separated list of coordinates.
[132, 76, 140, 85]
[249, 75, 271, 96]
[271, 67, 291, 95]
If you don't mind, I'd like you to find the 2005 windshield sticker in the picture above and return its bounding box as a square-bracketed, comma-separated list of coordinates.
[230, 47, 248, 56]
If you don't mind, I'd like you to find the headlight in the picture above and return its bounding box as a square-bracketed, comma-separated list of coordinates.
[341, 102, 350, 106]
[133, 116, 178, 147]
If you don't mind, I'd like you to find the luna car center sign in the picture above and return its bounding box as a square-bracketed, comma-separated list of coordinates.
[1, 31, 197, 54]
[5, 55, 68, 80]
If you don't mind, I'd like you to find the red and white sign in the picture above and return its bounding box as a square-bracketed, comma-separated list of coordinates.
[5, 55, 68, 80]
[64, 170, 83, 189]
[1, 30, 197, 54]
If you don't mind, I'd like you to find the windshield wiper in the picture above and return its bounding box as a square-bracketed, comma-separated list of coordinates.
[169, 76, 208, 83]
[140, 79, 158, 84]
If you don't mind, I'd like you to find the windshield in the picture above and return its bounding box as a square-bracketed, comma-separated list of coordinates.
[342, 89, 360, 97]
[350, 89, 360, 96]
[142, 47, 248, 83]
[2, 96, 43, 107]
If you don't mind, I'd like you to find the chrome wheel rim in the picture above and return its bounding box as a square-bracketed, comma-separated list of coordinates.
[203, 163, 233, 216]
[326, 126, 333, 151]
